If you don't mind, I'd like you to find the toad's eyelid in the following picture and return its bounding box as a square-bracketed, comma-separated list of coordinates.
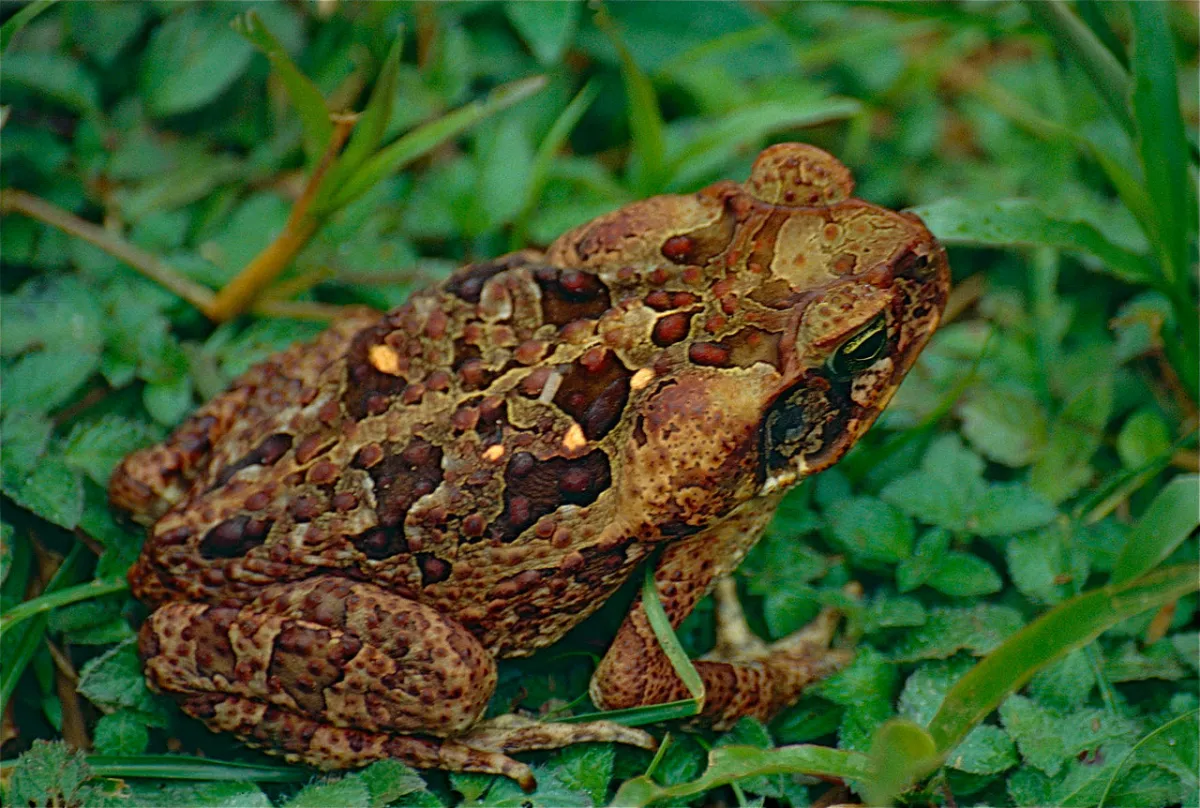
[840, 315, 885, 354]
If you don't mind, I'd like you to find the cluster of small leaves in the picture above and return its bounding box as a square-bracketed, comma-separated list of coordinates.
[1, 2, 1196, 807]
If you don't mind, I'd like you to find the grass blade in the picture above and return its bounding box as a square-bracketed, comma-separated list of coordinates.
[326, 75, 547, 213]
[1129, 1, 1195, 288]
[0, 544, 82, 716]
[1023, 1, 1134, 137]
[0, 0, 59, 54]
[512, 80, 599, 246]
[927, 564, 1200, 755]
[595, 7, 666, 195]
[323, 27, 405, 193]
[1111, 474, 1200, 585]
[231, 11, 332, 166]
[0, 575, 127, 640]
[86, 755, 310, 783]
[556, 700, 701, 728]
[610, 743, 872, 807]
[640, 563, 705, 710]
[1128, 2, 1199, 399]
[910, 198, 1156, 284]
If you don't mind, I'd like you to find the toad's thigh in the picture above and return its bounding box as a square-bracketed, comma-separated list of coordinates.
[140, 576, 496, 736]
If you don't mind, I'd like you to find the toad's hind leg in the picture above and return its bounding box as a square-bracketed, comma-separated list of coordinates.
[140, 576, 651, 790]
[589, 500, 853, 729]
[109, 309, 382, 524]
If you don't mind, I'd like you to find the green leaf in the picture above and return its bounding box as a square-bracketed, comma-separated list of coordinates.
[6, 741, 91, 807]
[3, 457, 85, 530]
[814, 647, 897, 752]
[140, 7, 255, 117]
[1030, 371, 1113, 504]
[325, 76, 547, 213]
[1023, 2, 1134, 137]
[1116, 410, 1172, 470]
[1028, 648, 1094, 712]
[944, 723, 1017, 776]
[881, 434, 984, 532]
[283, 776, 371, 808]
[0, 52, 99, 115]
[93, 711, 150, 756]
[999, 695, 1134, 777]
[86, 755, 307, 783]
[1, 275, 105, 358]
[892, 604, 1023, 663]
[505, 0, 581, 64]
[925, 552, 1003, 598]
[231, 11, 332, 165]
[1006, 528, 1073, 605]
[958, 386, 1047, 467]
[474, 114, 535, 232]
[1, 409, 52, 482]
[971, 483, 1058, 536]
[910, 198, 1155, 284]
[63, 416, 161, 487]
[926, 564, 1200, 755]
[896, 528, 950, 593]
[1112, 474, 1199, 584]
[1099, 710, 1199, 808]
[2, 349, 99, 415]
[454, 767, 590, 807]
[76, 639, 166, 725]
[552, 743, 614, 807]
[610, 744, 872, 808]
[826, 496, 915, 564]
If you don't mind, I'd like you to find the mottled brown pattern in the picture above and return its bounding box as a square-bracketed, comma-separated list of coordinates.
[111, 144, 949, 788]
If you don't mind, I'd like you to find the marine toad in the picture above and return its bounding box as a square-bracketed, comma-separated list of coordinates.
[110, 143, 950, 788]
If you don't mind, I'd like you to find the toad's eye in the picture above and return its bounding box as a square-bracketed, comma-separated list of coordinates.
[828, 316, 887, 379]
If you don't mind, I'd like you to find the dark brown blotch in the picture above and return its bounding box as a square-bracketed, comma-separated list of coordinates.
[211, 433, 293, 489]
[199, 516, 273, 559]
[491, 450, 611, 541]
[551, 349, 633, 440]
[365, 437, 444, 530]
[533, 266, 611, 326]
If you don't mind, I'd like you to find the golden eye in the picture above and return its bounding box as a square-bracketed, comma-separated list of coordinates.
[828, 316, 887, 379]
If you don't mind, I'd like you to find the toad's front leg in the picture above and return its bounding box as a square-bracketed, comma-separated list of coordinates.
[140, 576, 652, 789]
[589, 501, 852, 728]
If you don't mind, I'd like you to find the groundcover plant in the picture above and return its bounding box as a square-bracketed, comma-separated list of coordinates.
[0, 2, 1196, 806]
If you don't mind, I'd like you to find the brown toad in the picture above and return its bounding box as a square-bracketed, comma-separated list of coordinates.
[110, 143, 950, 789]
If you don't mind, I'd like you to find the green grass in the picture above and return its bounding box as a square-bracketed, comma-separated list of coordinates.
[1, 2, 1197, 806]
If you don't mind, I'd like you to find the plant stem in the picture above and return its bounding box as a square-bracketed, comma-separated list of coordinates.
[0, 190, 348, 323]
[0, 189, 217, 311]
[206, 114, 356, 322]
[0, 577, 130, 641]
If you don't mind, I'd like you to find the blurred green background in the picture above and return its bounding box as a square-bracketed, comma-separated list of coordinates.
[1, 2, 1197, 807]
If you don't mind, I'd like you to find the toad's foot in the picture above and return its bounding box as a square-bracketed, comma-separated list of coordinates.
[704, 578, 858, 719]
[591, 516, 858, 731]
[183, 694, 655, 792]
